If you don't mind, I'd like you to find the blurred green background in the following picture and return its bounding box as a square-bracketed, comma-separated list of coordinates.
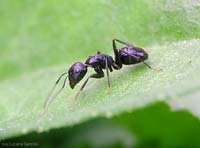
[1, 0, 200, 80]
[0, 0, 200, 148]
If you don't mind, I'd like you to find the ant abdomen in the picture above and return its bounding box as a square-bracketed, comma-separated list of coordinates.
[119, 46, 148, 65]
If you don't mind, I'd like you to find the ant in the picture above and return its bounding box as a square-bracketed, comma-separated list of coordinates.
[44, 39, 157, 112]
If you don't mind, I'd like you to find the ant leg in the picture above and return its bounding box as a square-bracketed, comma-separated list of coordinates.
[142, 61, 152, 69]
[44, 74, 68, 112]
[105, 58, 110, 94]
[114, 39, 150, 54]
[113, 39, 132, 46]
[112, 39, 122, 69]
[113, 39, 143, 51]
[74, 67, 104, 100]
[142, 61, 162, 72]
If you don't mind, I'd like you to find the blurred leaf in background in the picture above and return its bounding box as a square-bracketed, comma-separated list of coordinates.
[3, 102, 200, 148]
[0, 0, 200, 148]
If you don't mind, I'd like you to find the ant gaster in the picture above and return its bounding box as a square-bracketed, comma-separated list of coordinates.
[44, 39, 155, 112]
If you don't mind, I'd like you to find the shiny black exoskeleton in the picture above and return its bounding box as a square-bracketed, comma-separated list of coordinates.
[112, 39, 148, 68]
[44, 39, 152, 111]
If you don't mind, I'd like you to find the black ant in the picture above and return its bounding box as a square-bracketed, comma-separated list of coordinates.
[44, 39, 157, 112]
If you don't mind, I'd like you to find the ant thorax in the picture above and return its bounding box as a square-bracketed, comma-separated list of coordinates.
[85, 54, 114, 69]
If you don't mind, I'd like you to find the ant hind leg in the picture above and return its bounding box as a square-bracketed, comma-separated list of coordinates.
[112, 39, 122, 69]
[143, 61, 162, 72]
[113, 39, 132, 46]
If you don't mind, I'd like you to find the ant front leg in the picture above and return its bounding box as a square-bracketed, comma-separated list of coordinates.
[74, 67, 104, 100]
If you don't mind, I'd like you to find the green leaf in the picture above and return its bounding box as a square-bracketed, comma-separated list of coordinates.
[3, 102, 200, 148]
[0, 0, 200, 141]
[0, 39, 200, 140]
[0, 0, 200, 80]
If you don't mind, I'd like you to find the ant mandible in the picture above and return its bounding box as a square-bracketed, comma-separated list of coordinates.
[44, 39, 155, 112]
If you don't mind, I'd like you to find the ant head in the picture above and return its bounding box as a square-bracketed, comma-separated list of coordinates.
[68, 62, 88, 89]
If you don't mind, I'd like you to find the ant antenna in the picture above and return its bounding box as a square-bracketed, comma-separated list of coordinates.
[43, 72, 68, 113]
